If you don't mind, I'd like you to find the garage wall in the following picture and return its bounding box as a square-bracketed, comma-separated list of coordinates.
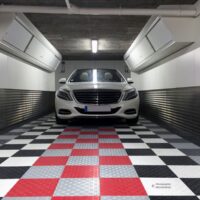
[134, 44, 200, 137]
[0, 52, 55, 130]
[55, 60, 130, 89]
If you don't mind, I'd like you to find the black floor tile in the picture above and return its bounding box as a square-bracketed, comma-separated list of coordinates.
[150, 196, 199, 200]
[126, 149, 156, 155]
[120, 139, 143, 143]
[0, 167, 29, 178]
[135, 166, 176, 177]
[132, 128, 149, 131]
[42, 132, 61, 135]
[30, 139, 54, 144]
[15, 135, 38, 139]
[0, 144, 25, 149]
[139, 135, 160, 138]
[160, 156, 198, 165]
[147, 143, 174, 148]
[0, 158, 7, 164]
[182, 178, 200, 195]
[116, 131, 135, 135]
[13, 150, 45, 157]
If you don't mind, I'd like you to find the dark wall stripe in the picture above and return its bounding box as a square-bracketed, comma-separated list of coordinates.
[0, 89, 55, 130]
[139, 87, 200, 138]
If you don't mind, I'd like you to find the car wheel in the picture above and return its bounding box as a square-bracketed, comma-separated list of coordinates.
[55, 114, 67, 124]
[126, 115, 139, 125]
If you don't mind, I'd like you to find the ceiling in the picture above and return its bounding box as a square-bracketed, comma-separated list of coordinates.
[0, 0, 198, 60]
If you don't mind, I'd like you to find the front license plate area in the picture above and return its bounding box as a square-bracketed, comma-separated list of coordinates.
[85, 105, 111, 112]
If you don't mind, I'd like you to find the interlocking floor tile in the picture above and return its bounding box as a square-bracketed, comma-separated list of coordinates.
[42, 149, 71, 157]
[101, 197, 149, 200]
[54, 178, 99, 196]
[0, 157, 38, 166]
[141, 178, 194, 196]
[126, 149, 156, 156]
[6, 179, 58, 197]
[99, 149, 127, 156]
[130, 156, 165, 166]
[99, 143, 123, 149]
[48, 144, 74, 149]
[62, 166, 99, 178]
[0, 150, 18, 157]
[13, 150, 44, 157]
[34, 156, 68, 166]
[0, 179, 19, 197]
[100, 178, 147, 196]
[100, 156, 132, 165]
[135, 166, 176, 177]
[67, 156, 99, 165]
[0, 167, 29, 179]
[22, 166, 64, 179]
[160, 156, 198, 165]
[100, 165, 138, 178]
[74, 143, 98, 149]
[71, 149, 99, 156]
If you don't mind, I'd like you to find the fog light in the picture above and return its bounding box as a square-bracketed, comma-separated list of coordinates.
[59, 109, 71, 115]
[125, 109, 136, 115]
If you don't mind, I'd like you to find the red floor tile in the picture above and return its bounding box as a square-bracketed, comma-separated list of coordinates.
[76, 139, 98, 143]
[52, 197, 99, 200]
[100, 178, 147, 196]
[48, 144, 74, 149]
[6, 179, 59, 196]
[71, 149, 99, 156]
[34, 156, 68, 166]
[98, 128, 115, 132]
[58, 135, 78, 139]
[80, 131, 98, 135]
[62, 166, 99, 178]
[99, 143, 123, 149]
[99, 135, 119, 139]
[100, 156, 132, 165]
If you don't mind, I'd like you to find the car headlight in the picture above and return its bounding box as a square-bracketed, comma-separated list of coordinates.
[57, 89, 72, 101]
[123, 89, 138, 101]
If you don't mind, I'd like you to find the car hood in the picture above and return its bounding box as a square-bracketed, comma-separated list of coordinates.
[59, 82, 134, 91]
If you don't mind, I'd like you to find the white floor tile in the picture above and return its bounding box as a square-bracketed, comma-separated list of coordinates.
[0, 150, 18, 157]
[118, 135, 140, 139]
[169, 166, 200, 178]
[22, 132, 43, 136]
[152, 149, 185, 156]
[33, 126, 51, 130]
[115, 128, 133, 132]
[0, 179, 18, 197]
[0, 157, 38, 166]
[6, 139, 33, 144]
[130, 126, 146, 129]
[123, 143, 149, 149]
[45, 129, 64, 132]
[36, 135, 58, 139]
[129, 156, 165, 165]
[142, 138, 167, 143]
[135, 131, 155, 135]
[22, 144, 50, 150]
[141, 178, 194, 196]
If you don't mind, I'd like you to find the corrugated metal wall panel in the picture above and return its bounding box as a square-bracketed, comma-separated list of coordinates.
[0, 89, 55, 130]
[140, 87, 200, 137]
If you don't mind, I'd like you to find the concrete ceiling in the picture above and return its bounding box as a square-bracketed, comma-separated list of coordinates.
[0, 0, 198, 60]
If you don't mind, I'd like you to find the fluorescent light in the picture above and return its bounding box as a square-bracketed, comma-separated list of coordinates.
[92, 40, 98, 53]
[93, 69, 97, 83]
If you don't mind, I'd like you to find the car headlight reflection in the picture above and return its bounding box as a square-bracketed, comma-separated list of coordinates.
[57, 89, 72, 101]
[123, 89, 138, 101]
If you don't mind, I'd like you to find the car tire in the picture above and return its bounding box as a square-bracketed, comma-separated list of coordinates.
[126, 115, 139, 125]
[56, 114, 67, 124]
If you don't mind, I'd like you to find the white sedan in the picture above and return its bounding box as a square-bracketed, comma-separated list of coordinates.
[55, 68, 139, 124]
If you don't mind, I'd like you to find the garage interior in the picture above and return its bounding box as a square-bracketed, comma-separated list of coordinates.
[0, 0, 200, 199]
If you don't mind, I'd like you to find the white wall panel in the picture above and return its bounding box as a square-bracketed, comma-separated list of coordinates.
[134, 45, 200, 91]
[0, 52, 55, 91]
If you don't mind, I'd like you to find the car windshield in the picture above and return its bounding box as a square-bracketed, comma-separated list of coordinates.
[69, 69, 125, 83]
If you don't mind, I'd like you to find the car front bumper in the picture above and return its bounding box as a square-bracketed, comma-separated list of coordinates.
[55, 95, 140, 120]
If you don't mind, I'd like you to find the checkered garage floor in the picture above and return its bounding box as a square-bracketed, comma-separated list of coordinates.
[0, 114, 200, 200]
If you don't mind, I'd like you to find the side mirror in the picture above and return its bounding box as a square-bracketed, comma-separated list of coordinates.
[127, 78, 134, 84]
[59, 78, 67, 84]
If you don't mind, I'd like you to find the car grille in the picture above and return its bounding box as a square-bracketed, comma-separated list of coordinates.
[73, 89, 122, 105]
